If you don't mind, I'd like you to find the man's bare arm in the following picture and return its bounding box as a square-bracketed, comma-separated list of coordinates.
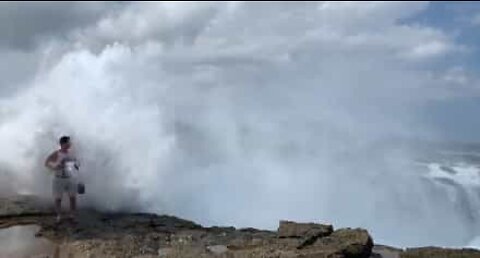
[44, 151, 58, 170]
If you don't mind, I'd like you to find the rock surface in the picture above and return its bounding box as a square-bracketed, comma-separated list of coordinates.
[0, 196, 480, 258]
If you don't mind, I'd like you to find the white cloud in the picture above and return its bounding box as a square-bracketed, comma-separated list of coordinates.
[472, 12, 480, 25]
[0, 2, 121, 50]
[71, 2, 226, 50]
[443, 67, 469, 85]
[67, 2, 442, 58]
[407, 39, 451, 59]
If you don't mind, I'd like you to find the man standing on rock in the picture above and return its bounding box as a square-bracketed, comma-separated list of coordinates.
[44, 136, 80, 223]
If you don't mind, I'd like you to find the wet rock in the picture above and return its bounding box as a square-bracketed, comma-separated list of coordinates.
[310, 228, 373, 258]
[0, 195, 53, 219]
[206, 245, 229, 255]
[1, 195, 478, 258]
[157, 247, 173, 257]
[278, 220, 334, 249]
[278, 220, 334, 239]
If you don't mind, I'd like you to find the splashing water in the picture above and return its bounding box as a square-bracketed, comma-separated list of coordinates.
[0, 2, 477, 248]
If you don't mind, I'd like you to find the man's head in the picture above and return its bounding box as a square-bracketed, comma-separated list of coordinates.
[59, 136, 71, 150]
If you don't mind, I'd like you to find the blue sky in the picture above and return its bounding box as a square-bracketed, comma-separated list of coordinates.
[405, 2, 480, 143]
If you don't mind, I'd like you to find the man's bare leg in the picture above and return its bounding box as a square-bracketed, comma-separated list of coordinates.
[68, 195, 77, 221]
[54, 197, 62, 222]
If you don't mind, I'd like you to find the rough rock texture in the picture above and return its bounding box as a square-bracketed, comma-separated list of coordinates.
[0, 196, 53, 217]
[309, 228, 373, 258]
[278, 221, 334, 239]
[1, 196, 480, 258]
[278, 220, 334, 249]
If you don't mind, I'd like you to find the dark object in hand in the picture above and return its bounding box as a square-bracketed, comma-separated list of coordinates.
[77, 183, 85, 194]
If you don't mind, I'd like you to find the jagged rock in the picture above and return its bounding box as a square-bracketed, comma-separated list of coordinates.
[207, 245, 229, 254]
[0, 197, 373, 258]
[1, 196, 478, 258]
[157, 247, 173, 257]
[278, 220, 334, 249]
[0, 195, 53, 218]
[308, 228, 373, 258]
[278, 221, 334, 239]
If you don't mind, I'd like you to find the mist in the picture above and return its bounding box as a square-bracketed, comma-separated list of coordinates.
[0, 2, 476, 248]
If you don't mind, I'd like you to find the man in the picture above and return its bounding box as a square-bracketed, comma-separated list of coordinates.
[44, 136, 80, 223]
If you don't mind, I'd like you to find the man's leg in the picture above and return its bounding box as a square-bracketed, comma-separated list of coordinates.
[54, 197, 62, 217]
[52, 177, 63, 222]
[67, 179, 77, 220]
[69, 195, 76, 215]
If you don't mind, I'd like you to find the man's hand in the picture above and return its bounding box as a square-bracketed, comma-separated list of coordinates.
[46, 162, 62, 171]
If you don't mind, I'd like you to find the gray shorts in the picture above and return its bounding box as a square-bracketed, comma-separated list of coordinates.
[52, 177, 76, 198]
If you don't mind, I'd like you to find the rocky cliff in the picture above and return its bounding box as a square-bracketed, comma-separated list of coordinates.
[0, 196, 479, 258]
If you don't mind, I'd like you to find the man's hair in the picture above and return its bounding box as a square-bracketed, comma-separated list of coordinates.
[59, 136, 70, 145]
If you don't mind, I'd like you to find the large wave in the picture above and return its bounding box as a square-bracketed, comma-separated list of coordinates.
[0, 2, 474, 248]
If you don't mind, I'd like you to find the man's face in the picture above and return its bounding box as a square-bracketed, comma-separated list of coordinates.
[61, 141, 71, 150]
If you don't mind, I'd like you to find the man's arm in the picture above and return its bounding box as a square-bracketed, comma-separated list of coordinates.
[44, 151, 59, 170]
